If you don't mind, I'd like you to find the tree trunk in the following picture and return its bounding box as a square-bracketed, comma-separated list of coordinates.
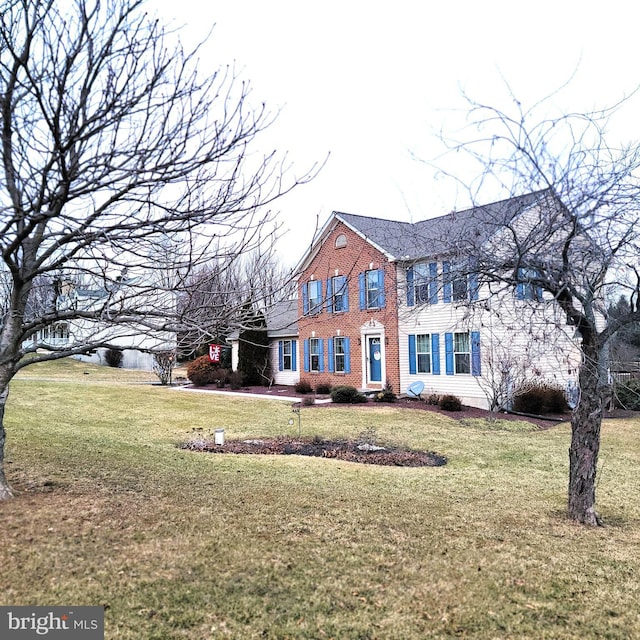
[567, 339, 606, 525]
[0, 385, 14, 500]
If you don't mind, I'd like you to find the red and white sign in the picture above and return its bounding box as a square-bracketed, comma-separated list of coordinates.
[209, 344, 222, 363]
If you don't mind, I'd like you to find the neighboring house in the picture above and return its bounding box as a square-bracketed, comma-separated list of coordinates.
[287, 190, 581, 409]
[25, 279, 176, 370]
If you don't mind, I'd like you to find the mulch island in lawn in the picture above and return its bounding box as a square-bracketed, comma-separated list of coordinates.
[181, 436, 447, 467]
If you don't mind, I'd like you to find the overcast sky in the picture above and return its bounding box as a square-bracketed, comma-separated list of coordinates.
[150, 0, 639, 263]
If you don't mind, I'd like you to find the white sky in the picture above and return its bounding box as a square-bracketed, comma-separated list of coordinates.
[150, 0, 639, 264]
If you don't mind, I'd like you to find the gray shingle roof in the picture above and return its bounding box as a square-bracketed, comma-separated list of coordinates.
[264, 298, 298, 337]
[335, 190, 548, 262]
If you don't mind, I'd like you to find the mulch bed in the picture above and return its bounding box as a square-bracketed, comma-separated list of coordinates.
[181, 436, 447, 467]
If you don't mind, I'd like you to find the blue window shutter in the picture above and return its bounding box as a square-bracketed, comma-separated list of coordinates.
[516, 267, 525, 300]
[278, 341, 283, 371]
[328, 338, 335, 373]
[378, 270, 386, 308]
[326, 278, 333, 313]
[536, 285, 543, 301]
[302, 283, 309, 314]
[432, 333, 441, 375]
[442, 261, 452, 303]
[344, 337, 351, 373]
[408, 335, 417, 374]
[292, 340, 297, 372]
[471, 331, 481, 376]
[445, 333, 454, 375]
[359, 272, 366, 310]
[429, 262, 438, 304]
[343, 279, 349, 312]
[303, 339, 310, 372]
[469, 257, 479, 301]
[319, 339, 325, 372]
[406, 268, 415, 306]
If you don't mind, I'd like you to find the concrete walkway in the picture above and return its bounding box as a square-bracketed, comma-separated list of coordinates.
[174, 386, 301, 402]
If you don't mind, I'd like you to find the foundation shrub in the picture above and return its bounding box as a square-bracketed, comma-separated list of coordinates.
[186, 355, 220, 387]
[439, 394, 462, 412]
[513, 384, 569, 414]
[295, 380, 313, 394]
[330, 385, 368, 404]
[104, 348, 123, 368]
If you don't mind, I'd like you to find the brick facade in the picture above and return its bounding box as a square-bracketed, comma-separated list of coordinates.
[297, 221, 400, 392]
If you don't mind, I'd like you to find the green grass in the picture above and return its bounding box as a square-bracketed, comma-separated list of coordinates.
[2, 359, 640, 639]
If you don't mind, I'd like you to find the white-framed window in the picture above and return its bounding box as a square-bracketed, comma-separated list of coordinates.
[360, 269, 385, 309]
[416, 334, 431, 374]
[283, 340, 292, 370]
[310, 337, 321, 372]
[516, 267, 543, 301]
[454, 332, 470, 374]
[334, 336, 346, 373]
[331, 275, 348, 313]
[413, 264, 431, 304]
[308, 280, 322, 313]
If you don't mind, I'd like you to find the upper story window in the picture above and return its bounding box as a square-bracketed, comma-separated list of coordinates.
[327, 275, 348, 313]
[335, 234, 347, 249]
[302, 279, 323, 315]
[516, 267, 543, 301]
[443, 259, 479, 303]
[407, 262, 438, 306]
[359, 269, 385, 310]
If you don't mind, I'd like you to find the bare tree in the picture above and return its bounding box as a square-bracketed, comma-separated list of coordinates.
[177, 248, 294, 358]
[433, 88, 640, 525]
[0, 0, 317, 499]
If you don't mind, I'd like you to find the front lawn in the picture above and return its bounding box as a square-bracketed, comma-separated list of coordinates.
[2, 360, 640, 639]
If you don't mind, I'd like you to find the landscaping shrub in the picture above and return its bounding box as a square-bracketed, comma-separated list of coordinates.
[186, 355, 220, 387]
[295, 380, 313, 394]
[104, 348, 123, 368]
[228, 371, 243, 390]
[330, 385, 368, 404]
[152, 350, 176, 385]
[374, 381, 397, 403]
[439, 394, 462, 412]
[513, 384, 569, 414]
[210, 368, 230, 388]
[315, 383, 332, 395]
[614, 378, 640, 410]
[426, 393, 440, 406]
[302, 395, 316, 406]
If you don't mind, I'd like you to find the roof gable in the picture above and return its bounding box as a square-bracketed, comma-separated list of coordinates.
[294, 190, 551, 271]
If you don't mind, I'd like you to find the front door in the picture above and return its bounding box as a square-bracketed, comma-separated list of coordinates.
[369, 337, 382, 383]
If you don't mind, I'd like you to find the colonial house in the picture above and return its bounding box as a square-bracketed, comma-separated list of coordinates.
[260, 190, 581, 409]
[24, 279, 176, 370]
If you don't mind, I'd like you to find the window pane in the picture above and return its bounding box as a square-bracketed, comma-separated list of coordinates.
[333, 276, 346, 312]
[455, 353, 470, 374]
[366, 270, 379, 308]
[414, 264, 430, 304]
[454, 333, 470, 374]
[310, 338, 320, 371]
[453, 275, 467, 301]
[416, 334, 430, 352]
[454, 333, 469, 352]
